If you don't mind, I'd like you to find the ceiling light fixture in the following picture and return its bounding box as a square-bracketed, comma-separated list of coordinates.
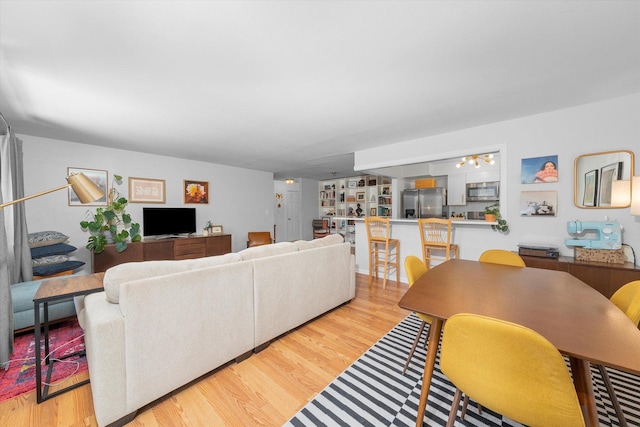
[285, 178, 295, 184]
[456, 154, 495, 169]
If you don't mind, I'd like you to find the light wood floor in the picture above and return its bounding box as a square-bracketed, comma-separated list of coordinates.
[0, 274, 409, 427]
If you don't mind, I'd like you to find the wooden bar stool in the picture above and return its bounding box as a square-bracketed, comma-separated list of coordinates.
[365, 217, 399, 289]
[418, 218, 458, 270]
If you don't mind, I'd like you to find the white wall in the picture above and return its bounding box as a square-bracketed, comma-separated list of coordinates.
[355, 94, 640, 264]
[20, 135, 274, 273]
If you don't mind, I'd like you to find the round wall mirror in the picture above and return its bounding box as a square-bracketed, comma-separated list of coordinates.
[574, 150, 634, 208]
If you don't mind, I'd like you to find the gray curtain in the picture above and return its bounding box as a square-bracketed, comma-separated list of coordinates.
[1, 122, 32, 367]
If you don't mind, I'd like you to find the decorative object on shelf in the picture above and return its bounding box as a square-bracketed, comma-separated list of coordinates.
[484, 202, 509, 232]
[0, 170, 104, 210]
[456, 153, 495, 169]
[80, 174, 141, 253]
[128, 177, 166, 203]
[209, 225, 223, 235]
[356, 192, 365, 202]
[66, 167, 108, 206]
[519, 190, 557, 217]
[184, 179, 209, 204]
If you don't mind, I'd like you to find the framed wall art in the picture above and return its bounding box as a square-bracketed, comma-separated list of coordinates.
[582, 169, 598, 207]
[128, 177, 166, 203]
[521, 155, 558, 184]
[184, 180, 209, 204]
[67, 167, 108, 206]
[598, 162, 622, 207]
[519, 190, 557, 217]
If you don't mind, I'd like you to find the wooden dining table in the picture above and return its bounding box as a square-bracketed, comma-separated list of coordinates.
[398, 259, 640, 427]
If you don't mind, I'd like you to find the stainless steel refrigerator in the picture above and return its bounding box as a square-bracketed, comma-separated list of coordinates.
[403, 188, 446, 218]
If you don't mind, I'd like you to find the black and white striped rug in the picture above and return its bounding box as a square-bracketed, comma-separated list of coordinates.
[285, 313, 640, 427]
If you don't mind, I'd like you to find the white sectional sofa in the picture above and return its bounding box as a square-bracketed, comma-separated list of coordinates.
[83, 234, 355, 427]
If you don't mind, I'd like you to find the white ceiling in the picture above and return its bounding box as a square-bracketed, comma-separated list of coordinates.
[1, 1, 639, 180]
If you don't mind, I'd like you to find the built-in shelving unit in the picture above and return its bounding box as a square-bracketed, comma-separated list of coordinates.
[318, 174, 393, 219]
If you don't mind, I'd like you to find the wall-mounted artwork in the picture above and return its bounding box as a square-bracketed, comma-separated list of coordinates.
[128, 177, 166, 203]
[521, 155, 558, 184]
[598, 162, 622, 207]
[520, 190, 557, 217]
[67, 167, 108, 206]
[184, 180, 209, 204]
[582, 169, 598, 207]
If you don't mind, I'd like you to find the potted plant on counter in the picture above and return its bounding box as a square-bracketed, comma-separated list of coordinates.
[80, 174, 141, 253]
[484, 202, 509, 232]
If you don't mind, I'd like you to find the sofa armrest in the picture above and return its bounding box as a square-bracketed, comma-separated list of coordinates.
[84, 292, 128, 427]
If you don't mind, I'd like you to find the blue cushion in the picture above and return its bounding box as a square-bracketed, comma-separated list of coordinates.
[31, 243, 77, 258]
[33, 260, 85, 276]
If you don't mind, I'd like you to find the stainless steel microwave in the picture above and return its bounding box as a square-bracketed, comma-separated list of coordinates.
[466, 181, 499, 201]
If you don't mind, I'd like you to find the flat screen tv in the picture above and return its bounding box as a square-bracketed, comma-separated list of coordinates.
[143, 207, 197, 237]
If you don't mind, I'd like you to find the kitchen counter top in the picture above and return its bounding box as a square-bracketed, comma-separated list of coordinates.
[332, 217, 496, 226]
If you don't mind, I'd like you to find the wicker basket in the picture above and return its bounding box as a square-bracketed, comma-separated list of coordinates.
[574, 247, 625, 264]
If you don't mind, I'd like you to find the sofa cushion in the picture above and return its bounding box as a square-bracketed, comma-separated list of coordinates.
[33, 260, 85, 277]
[296, 233, 344, 251]
[237, 241, 298, 261]
[31, 242, 77, 258]
[103, 252, 242, 304]
[28, 230, 69, 248]
[33, 254, 69, 266]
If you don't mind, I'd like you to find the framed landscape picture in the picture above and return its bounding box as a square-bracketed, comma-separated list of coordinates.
[128, 177, 166, 203]
[184, 180, 209, 204]
[67, 167, 108, 206]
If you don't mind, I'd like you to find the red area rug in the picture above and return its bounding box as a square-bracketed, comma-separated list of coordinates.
[0, 318, 88, 402]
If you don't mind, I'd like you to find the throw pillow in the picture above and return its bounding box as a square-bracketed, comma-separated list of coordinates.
[31, 243, 77, 259]
[33, 260, 85, 276]
[28, 230, 69, 248]
[32, 254, 69, 266]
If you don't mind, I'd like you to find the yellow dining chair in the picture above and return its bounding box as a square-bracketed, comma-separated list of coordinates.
[440, 313, 585, 427]
[478, 249, 526, 267]
[365, 217, 399, 289]
[457, 248, 526, 417]
[418, 218, 459, 270]
[402, 256, 433, 375]
[596, 280, 640, 427]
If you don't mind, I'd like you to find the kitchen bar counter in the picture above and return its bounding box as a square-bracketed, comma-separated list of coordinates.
[340, 217, 499, 282]
[333, 216, 496, 226]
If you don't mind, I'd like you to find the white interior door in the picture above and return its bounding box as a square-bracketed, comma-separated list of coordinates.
[286, 190, 301, 242]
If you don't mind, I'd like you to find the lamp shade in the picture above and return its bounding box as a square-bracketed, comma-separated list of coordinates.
[67, 172, 105, 203]
[632, 176, 640, 216]
[611, 180, 631, 206]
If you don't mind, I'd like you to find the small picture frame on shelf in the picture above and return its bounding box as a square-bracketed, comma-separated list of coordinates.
[209, 225, 223, 234]
[348, 180, 357, 188]
[356, 192, 365, 202]
[370, 208, 377, 216]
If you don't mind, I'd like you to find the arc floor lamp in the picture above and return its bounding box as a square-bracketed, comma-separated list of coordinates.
[0, 172, 105, 210]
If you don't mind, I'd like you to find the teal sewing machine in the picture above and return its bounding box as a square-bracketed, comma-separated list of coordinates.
[565, 220, 623, 250]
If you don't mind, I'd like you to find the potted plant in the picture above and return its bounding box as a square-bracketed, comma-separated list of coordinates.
[80, 174, 141, 253]
[484, 202, 509, 232]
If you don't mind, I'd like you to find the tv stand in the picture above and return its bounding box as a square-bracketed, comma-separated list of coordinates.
[92, 234, 232, 273]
